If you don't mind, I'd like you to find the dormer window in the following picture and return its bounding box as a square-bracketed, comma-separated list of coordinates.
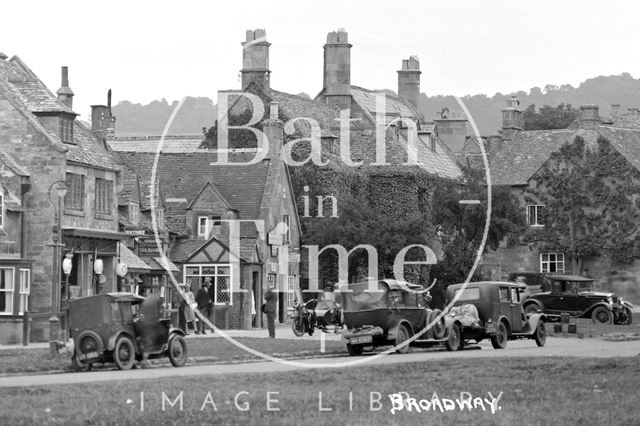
[59, 117, 74, 143]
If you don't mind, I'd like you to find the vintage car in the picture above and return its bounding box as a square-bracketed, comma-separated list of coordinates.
[68, 292, 188, 371]
[341, 279, 456, 355]
[523, 275, 634, 325]
[446, 282, 547, 349]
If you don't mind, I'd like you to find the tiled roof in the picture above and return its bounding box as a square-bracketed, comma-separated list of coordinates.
[116, 152, 270, 236]
[599, 126, 640, 171]
[0, 55, 120, 171]
[490, 130, 573, 185]
[108, 137, 204, 153]
[351, 86, 422, 124]
[170, 236, 259, 264]
[118, 243, 151, 271]
[270, 90, 339, 137]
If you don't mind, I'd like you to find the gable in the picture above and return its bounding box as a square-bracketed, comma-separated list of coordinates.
[188, 181, 234, 212]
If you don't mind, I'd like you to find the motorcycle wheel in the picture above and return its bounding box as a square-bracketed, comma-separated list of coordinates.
[291, 316, 305, 337]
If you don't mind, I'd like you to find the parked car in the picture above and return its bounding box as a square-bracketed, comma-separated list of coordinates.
[341, 279, 455, 355]
[446, 281, 547, 350]
[68, 292, 188, 371]
[522, 275, 634, 325]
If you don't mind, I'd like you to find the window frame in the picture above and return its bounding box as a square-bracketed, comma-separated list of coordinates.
[0, 267, 15, 315]
[526, 204, 545, 227]
[59, 117, 74, 144]
[64, 173, 85, 211]
[540, 253, 565, 274]
[197, 216, 209, 238]
[129, 201, 139, 225]
[94, 178, 114, 215]
[18, 268, 30, 315]
[183, 264, 233, 306]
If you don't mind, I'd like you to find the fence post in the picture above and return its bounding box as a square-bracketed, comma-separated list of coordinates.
[225, 302, 230, 329]
[22, 311, 30, 346]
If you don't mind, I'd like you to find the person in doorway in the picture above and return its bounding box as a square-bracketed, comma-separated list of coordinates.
[264, 285, 278, 338]
[196, 279, 212, 334]
[251, 290, 257, 327]
[177, 284, 187, 333]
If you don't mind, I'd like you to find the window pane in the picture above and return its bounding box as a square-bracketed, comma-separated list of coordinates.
[0, 269, 14, 313]
[216, 276, 230, 304]
[65, 173, 84, 210]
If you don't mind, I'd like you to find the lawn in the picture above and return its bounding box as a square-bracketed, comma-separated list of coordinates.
[0, 357, 638, 425]
[0, 337, 346, 375]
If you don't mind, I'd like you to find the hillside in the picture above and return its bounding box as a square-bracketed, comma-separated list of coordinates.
[112, 74, 640, 136]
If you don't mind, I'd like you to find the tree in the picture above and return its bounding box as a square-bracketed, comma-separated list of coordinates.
[522, 136, 640, 273]
[523, 103, 579, 130]
[430, 166, 525, 285]
[303, 192, 435, 284]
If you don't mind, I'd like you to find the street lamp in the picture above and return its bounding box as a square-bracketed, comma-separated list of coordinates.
[48, 180, 67, 354]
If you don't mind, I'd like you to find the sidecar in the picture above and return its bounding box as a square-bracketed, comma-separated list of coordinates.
[68, 292, 188, 371]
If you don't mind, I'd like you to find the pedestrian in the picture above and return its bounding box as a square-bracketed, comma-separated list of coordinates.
[264, 284, 278, 338]
[177, 284, 187, 333]
[251, 290, 257, 327]
[196, 279, 212, 334]
[184, 284, 197, 334]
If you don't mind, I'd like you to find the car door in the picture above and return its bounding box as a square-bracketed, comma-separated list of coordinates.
[498, 286, 517, 332]
[509, 287, 523, 332]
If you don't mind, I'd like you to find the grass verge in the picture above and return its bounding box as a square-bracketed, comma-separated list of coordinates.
[1, 357, 639, 425]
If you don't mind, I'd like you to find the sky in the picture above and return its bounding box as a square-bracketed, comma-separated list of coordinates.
[1, 0, 638, 121]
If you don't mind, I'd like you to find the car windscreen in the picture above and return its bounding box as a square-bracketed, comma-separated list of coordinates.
[341, 282, 387, 312]
[453, 287, 480, 302]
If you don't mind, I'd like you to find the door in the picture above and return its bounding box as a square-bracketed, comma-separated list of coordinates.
[508, 287, 523, 332]
[498, 286, 518, 333]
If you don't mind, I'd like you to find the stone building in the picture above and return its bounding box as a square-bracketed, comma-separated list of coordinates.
[484, 100, 640, 302]
[0, 55, 137, 343]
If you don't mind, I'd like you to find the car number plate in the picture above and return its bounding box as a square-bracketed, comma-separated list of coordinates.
[351, 335, 372, 345]
[485, 323, 496, 334]
[79, 351, 98, 361]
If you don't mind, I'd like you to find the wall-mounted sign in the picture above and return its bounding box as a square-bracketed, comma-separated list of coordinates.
[288, 252, 301, 263]
[268, 232, 283, 246]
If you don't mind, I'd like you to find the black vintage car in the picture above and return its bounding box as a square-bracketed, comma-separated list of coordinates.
[522, 275, 634, 325]
[69, 293, 188, 371]
[446, 282, 547, 350]
[341, 279, 455, 355]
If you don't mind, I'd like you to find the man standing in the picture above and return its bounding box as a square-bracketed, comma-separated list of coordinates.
[196, 279, 211, 334]
[264, 284, 278, 338]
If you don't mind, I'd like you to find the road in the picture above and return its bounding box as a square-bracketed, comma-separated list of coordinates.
[1, 336, 638, 388]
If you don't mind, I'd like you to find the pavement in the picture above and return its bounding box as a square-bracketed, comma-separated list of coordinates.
[0, 324, 338, 351]
[0, 337, 639, 387]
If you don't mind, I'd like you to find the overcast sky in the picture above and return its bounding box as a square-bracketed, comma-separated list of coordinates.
[2, 0, 638, 120]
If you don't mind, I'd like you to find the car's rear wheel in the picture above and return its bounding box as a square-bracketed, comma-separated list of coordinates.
[534, 320, 546, 347]
[395, 325, 411, 354]
[113, 336, 136, 370]
[445, 323, 461, 351]
[168, 335, 188, 367]
[591, 306, 613, 324]
[491, 321, 508, 349]
[71, 354, 92, 372]
[346, 343, 363, 356]
[429, 309, 446, 339]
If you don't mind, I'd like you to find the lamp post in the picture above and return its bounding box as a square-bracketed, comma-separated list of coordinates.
[48, 180, 67, 354]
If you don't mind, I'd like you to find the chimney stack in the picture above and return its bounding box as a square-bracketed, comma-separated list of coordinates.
[397, 56, 421, 109]
[323, 29, 351, 110]
[501, 96, 523, 141]
[241, 29, 271, 91]
[579, 105, 600, 130]
[91, 89, 116, 138]
[56, 66, 74, 109]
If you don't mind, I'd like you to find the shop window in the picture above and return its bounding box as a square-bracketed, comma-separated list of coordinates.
[184, 264, 232, 305]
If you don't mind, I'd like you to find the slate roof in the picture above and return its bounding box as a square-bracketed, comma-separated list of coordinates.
[118, 243, 151, 272]
[490, 130, 573, 185]
[270, 89, 340, 136]
[491, 124, 640, 186]
[109, 137, 204, 153]
[351, 86, 423, 124]
[116, 152, 270, 236]
[0, 55, 120, 171]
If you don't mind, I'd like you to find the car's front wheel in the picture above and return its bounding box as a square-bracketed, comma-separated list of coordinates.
[534, 320, 546, 347]
[113, 336, 136, 370]
[445, 323, 461, 351]
[168, 335, 188, 367]
[395, 325, 411, 354]
[591, 306, 613, 324]
[346, 343, 363, 356]
[616, 307, 633, 325]
[491, 321, 508, 349]
[71, 354, 92, 372]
